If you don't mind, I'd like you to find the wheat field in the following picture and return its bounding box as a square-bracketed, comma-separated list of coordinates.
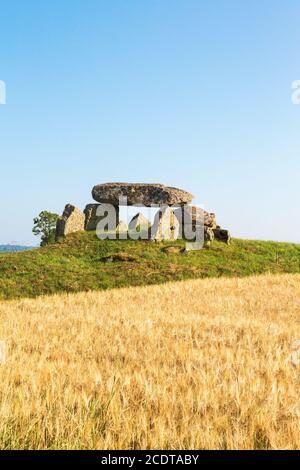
[0, 274, 300, 449]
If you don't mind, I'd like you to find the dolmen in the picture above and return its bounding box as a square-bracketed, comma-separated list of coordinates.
[56, 182, 231, 244]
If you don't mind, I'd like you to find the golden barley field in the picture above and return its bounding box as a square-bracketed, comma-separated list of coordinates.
[1, 274, 300, 450]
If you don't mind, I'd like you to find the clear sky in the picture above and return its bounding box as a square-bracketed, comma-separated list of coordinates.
[0, 0, 299, 245]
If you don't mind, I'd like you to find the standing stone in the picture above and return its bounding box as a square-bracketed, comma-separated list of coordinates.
[174, 205, 216, 241]
[92, 182, 193, 207]
[116, 221, 128, 233]
[84, 203, 119, 231]
[150, 207, 180, 241]
[56, 204, 85, 238]
[173, 206, 217, 229]
[213, 227, 231, 244]
[204, 227, 215, 242]
[128, 213, 150, 231]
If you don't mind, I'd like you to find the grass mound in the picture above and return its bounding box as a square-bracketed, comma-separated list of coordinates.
[0, 230, 299, 300]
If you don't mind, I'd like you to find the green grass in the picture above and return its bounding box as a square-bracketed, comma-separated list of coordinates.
[0, 231, 299, 300]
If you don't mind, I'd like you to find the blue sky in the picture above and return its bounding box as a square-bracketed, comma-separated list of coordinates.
[0, 0, 299, 245]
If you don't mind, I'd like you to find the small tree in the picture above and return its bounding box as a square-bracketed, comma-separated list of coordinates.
[33, 211, 59, 246]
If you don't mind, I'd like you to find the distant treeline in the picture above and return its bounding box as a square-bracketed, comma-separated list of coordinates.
[0, 245, 35, 253]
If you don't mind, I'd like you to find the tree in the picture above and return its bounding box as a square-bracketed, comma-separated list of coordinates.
[33, 211, 59, 246]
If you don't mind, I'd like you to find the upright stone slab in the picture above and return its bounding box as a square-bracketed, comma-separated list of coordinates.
[173, 206, 216, 229]
[150, 207, 180, 241]
[128, 212, 150, 231]
[213, 227, 231, 244]
[174, 205, 217, 241]
[204, 227, 215, 242]
[116, 220, 128, 233]
[56, 204, 85, 238]
[92, 182, 193, 207]
[84, 203, 119, 231]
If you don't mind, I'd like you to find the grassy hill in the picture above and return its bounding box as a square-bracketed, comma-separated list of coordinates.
[0, 230, 299, 300]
